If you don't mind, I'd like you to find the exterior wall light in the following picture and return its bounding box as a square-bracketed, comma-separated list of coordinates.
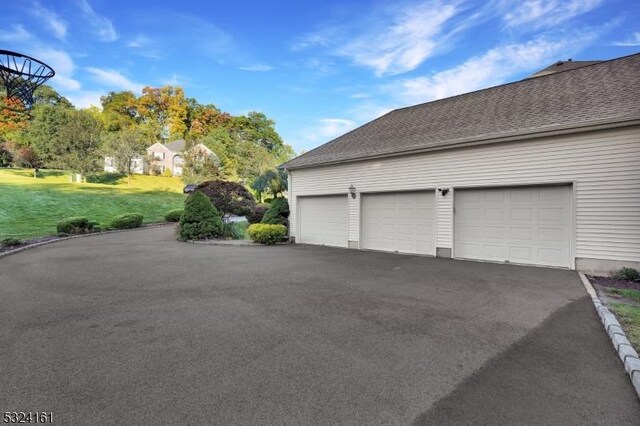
[438, 188, 450, 196]
[348, 184, 357, 199]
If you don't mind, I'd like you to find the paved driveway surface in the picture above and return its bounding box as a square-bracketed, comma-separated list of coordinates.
[1, 227, 638, 425]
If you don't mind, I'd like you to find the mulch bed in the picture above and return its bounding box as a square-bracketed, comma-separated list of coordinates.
[588, 275, 640, 291]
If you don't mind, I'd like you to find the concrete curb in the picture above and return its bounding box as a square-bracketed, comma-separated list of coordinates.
[0, 223, 176, 260]
[578, 272, 640, 399]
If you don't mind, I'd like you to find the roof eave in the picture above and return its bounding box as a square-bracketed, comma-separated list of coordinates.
[281, 117, 640, 171]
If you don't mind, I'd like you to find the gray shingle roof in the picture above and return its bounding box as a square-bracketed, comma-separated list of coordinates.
[527, 60, 602, 78]
[283, 53, 640, 170]
[163, 139, 187, 152]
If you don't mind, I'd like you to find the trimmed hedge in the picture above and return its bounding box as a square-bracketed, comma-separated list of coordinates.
[247, 223, 287, 245]
[164, 209, 183, 222]
[110, 213, 143, 230]
[246, 203, 270, 224]
[57, 217, 98, 235]
[179, 191, 223, 241]
[261, 197, 289, 227]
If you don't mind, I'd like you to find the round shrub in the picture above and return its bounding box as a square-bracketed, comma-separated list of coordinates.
[261, 197, 290, 227]
[110, 213, 143, 230]
[612, 267, 640, 282]
[164, 209, 184, 222]
[247, 223, 287, 245]
[246, 203, 270, 224]
[179, 191, 223, 241]
[57, 217, 97, 235]
[195, 180, 256, 218]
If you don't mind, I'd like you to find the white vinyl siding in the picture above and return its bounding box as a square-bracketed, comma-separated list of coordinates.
[361, 192, 435, 255]
[436, 189, 453, 248]
[288, 126, 640, 265]
[298, 195, 348, 248]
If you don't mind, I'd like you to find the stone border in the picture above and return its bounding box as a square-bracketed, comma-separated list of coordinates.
[578, 272, 640, 399]
[0, 223, 176, 260]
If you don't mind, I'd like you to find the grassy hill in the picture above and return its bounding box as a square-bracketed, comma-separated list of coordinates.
[0, 169, 186, 239]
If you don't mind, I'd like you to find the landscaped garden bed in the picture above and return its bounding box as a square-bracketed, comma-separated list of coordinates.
[588, 268, 640, 352]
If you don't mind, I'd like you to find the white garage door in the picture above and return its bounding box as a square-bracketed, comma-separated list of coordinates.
[361, 191, 436, 255]
[454, 185, 572, 268]
[298, 195, 348, 248]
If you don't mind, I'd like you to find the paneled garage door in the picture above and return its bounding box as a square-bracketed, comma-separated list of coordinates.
[361, 191, 436, 255]
[298, 195, 348, 248]
[454, 185, 572, 268]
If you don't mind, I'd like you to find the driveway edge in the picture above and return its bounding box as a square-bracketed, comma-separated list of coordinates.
[578, 272, 640, 399]
[0, 223, 176, 260]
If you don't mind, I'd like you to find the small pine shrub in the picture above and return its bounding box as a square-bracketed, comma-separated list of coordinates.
[110, 213, 143, 230]
[612, 267, 640, 282]
[1, 237, 22, 247]
[179, 191, 223, 241]
[164, 209, 183, 222]
[57, 217, 97, 235]
[261, 197, 290, 227]
[247, 223, 287, 245]
[246, 204, 270, 224]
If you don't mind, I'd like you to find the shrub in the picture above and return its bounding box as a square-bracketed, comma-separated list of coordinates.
[195, 180, 256, 218]
[612, 267, 640, 282]
[261, 197, 290, 227]
[57, 217, 97, 235]
[164, 209, 183, 222]
[110, 213, 143, 230]
[162, 168, 173, 178]
[246, 203, 270, 224]
[221, 221, 248, 240]
[0, 237, 22, 247]
[247, 223, 287, 245]
[179, 191, 223, 241]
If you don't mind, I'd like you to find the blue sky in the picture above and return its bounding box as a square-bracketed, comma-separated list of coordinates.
[1, 1, 639, 153]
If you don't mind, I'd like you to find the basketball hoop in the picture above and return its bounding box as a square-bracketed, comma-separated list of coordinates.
[0, 49, 55, 110]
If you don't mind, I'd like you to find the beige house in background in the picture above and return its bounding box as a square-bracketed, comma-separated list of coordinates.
[105, 139, 215, 176]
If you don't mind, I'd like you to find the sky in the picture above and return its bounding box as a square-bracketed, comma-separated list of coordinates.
[1, 0, 639, 153]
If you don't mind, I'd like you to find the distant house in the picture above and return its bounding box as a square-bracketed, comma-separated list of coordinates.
[104, 139, 215, 177]
[146, 139, 215, 176]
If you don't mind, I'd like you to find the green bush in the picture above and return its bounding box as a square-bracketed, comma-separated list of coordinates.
[0, 237, 22, 247]
[179, 191, 223, 241]
[612, 267, 640, 282]
[261, 197, 290, 227]
[246, 203, 269, 224]
[164, 209, 183, 222]
[57, 217, 98, 235]
[162, 168, 173, 178]
[110, 213, 143, 230]
[247, 223, 287, 245]
[221, 221, 248, 240]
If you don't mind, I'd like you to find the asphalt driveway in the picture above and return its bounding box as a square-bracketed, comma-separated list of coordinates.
[1, 227, 638, 425]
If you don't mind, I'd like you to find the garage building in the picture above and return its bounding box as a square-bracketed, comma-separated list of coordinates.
[281, 54, 640, 273]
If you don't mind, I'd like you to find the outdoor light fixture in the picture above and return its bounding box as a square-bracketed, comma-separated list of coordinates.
[438, 188, 450, 196]
[348, 184, 356, 199]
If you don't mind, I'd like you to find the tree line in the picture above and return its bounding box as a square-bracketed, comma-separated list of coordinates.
[0, 85, 294, 193]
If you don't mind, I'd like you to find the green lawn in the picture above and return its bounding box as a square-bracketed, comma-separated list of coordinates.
[609, 302, 640, 352]
[0, 168, 186, 239]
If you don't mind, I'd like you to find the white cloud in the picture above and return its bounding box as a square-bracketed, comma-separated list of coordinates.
[77, 0, 118, 42]
[31, 2, 67, 40]
[296, 118, 357, 149]
[293, 1, 461, 76]
[66, 90, 103, 109]
[503, 0, 603, 29]
[127, 34, 150, 48]
[0, 24, 33, 43]
[85, 67, 143, 92]
[238, 64, 274, 72]
[395, 32, 600, 105]
[612, 31, 640, 46]
[31, 48, 81, 91]
[160, 73, 188, 86]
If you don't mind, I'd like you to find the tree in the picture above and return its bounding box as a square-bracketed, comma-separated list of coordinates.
[194, 180, 256, 219]
[180, 141, 223, 184]
[21, 103, 71, 167]
[178, 191, 223, 241]
[251, 169, 288, 201]
[101, 91, 139, 131]
[102, 127, 148, 184]
[13, 146, 42, 177]
[55, 109, 103, 181]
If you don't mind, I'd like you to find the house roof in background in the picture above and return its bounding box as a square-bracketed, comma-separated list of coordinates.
[163, 139, 187, 152]
[527, 60, 602, 78]
[283, 53, 640, 170]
